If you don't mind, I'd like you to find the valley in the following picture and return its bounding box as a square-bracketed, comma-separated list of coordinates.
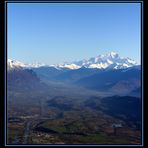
[7, 82, 141, 144]
[7, 52, 142, 145]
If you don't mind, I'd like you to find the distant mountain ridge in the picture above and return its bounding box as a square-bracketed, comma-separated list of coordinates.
[62, 52, 138, 69]
[8, 52, 139, 70]
[7, 52, 141, 96]
[7, 59, 47, 70]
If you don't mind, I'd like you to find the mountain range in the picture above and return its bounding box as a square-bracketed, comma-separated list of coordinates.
[7, 52, 141, 96]
[7, 52, 142, 144]
[8, 52, 138, 70]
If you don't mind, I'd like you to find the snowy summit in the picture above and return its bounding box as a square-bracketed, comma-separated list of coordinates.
[8, 51, 138, 70]
[56, 52, 138, 69]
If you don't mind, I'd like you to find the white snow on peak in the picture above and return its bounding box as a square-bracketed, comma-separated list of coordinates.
[7, 59, 47, 70]
[88, 63, 108, 69]
[67, 51, 138, 69]
[127, 58, 137, 64]
[123, 63, 130, 68]
[8, 51, 139, 70]
[110, 51, 118, 56]
[58, 64, 81, 69]
[107, 59, 113, 64]
[8, 59, 28, 70]
[29, 63, 46, 68]
[107, 52, 119, 59]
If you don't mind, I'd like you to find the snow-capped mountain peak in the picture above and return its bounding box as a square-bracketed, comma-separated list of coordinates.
[7, 59, 47, 70]
[57, 64, 81, 70]
[8, 51, 139, 70]
[56, 52, 138, 69]
[8, 59, 28, 70]
[108, 51, 119, 58]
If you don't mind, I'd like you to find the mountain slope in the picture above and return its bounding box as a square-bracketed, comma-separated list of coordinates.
[84, 95, 141, 129]
[75, 68, 141, 95]
[53, 67, 104, 83]
[31, 66, 65, 81]
[7, 68, 48, 92]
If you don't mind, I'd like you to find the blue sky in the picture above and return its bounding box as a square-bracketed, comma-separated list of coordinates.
[7, 3, 141, 65]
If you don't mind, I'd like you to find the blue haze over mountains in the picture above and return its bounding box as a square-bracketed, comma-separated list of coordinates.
[7, 52, 141, 140]
[8, 52, 141, 96]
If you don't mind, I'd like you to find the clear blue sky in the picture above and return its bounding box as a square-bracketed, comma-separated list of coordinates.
[7, 3, 141, 65]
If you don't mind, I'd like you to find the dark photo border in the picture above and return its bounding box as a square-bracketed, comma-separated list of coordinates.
[2, 0, 144, 147]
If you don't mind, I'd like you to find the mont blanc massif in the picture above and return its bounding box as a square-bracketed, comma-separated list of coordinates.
[7, 52, 142, 145]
